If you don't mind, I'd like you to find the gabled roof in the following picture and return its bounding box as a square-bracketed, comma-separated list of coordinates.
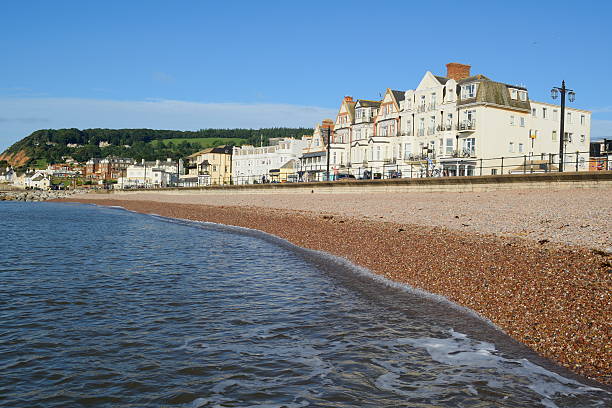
[337, 98, 356, 122]
[391, 90, 405, 102]
[355, 99, 381, 108]
[188, 145, 233, 158]
[434, 75, 449, 85]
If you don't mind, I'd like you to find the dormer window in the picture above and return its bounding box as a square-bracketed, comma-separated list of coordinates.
[461, 83, 477, 99]
[519, 91, 528, 101]
[510, 89, 518, 100]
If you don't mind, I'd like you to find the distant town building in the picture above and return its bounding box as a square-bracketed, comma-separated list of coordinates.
[589, 139, 611, 171]
[187, 146, 233, 186]
[299, 119, 333, 181]
[0, 167, 15, 183]
[117, 158, 182, 188]
[232, 137, 307, 184]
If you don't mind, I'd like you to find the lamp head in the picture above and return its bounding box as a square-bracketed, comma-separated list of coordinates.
[568, 91, 576, 102]
[551, 88, 559, 99]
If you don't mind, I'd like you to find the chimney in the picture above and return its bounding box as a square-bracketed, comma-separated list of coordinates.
[344, 96, 353, 102]
[446, 63, 471, 81]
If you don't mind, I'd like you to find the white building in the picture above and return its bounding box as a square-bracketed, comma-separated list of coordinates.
[299, 120, 333, 181]
[117, 158, 181, 188]
[24, 171, 51, 190]
[350, 99, 381, 175]
[0, 167, 15, 184]
[233, 137, 308, 184]
[345, 63, 591, 178]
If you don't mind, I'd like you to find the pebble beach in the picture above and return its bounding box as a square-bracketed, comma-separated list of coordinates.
[56, 187, 612, 385]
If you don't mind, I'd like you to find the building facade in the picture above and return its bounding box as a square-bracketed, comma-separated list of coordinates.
[326, 63, 591, 178]
[188, 146, 233, 186]
[232, 137, 307, 184]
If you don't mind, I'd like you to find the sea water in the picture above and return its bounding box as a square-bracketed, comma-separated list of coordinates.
[0, 202, 609, 407]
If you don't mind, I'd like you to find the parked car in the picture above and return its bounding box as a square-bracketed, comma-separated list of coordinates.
[335, 173, 356, 180]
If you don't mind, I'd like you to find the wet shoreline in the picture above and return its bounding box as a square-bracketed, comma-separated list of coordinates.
[54, 197, 612, 386]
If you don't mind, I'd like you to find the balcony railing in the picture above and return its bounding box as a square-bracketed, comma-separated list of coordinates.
[417, 129, 425, 136]
[452, 148, 476, 158]
[459, 120, 476, 131]
[428, 103, 437, 111]
[417, 105, 427, 113]
[427, 127, 436, 135]
[437, 124, 453, 131]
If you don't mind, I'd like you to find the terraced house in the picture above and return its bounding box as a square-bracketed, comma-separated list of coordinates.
[321, 63, 591, 178]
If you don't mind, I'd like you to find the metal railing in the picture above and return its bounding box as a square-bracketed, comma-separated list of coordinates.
[459, 120, 476, 131]
[111, 150, 607, 189]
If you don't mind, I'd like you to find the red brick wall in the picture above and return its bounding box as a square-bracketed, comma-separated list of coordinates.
[446, 63, 471, 81]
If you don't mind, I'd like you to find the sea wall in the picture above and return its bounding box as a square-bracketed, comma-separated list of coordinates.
[0, 189, 83, 202]
[99, 171, 612, 196]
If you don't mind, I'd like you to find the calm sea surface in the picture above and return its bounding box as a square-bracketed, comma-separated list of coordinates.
[0, 202, 609, 407]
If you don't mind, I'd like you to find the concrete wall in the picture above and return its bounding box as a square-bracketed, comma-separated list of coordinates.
[102, 171, 612, 196]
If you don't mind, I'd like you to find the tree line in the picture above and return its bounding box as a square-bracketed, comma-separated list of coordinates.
[3, 127, 312, 168]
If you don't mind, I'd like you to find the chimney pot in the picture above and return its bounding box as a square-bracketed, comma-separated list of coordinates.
[446, 63, 471, 81]
[344, 96, 353, 102]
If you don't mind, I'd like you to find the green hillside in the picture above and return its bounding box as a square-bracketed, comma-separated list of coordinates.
[1, 127, 311, 169]
[152, 137, 248, 149]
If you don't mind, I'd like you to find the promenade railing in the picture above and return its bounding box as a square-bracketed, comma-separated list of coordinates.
[115, 150, 610, 188]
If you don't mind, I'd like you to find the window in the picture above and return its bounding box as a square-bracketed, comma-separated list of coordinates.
[445, 138, 454, 154]
[509, 142, 514, 153]
[532, 108, 536, 116]
[461, 83, 477, 98]
[438, 138, 443, 154]
[542, 107, 547, 119]
[580, 115, 585, 125]
[491, 169, 498, 175]
[552, 130, 557, 141]
[565, 133, 573, 143]
[580, 134, 585, 143]
[553, 109, 558, 121]
[510, 115, 515, 126]
[567, 112, 572, 124]
[430, 93, 436, 109]
[519, 91, 527, 101]
[510, 89, 518, 99]
[518, 143, 524, 153]
[446, 113, 453, 129]
[520, 117, 525, 127]
[404, 143, 412, 158]
[463, 138, 476, 154]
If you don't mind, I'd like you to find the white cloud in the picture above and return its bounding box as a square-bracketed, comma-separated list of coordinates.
[0, 97, 336, 151]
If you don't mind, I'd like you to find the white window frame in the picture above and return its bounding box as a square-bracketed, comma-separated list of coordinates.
[461, 83, 477, 99]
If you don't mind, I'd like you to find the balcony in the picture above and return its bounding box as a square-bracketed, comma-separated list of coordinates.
[417, 129, 425, 137]
[417, 105, 427, 113]
[427, 127, 436, 135]
[428, 103, 437, 111]
[451, 148, 476, 158]
[437, 124, 453, 132]
[458, 120, 476, 132]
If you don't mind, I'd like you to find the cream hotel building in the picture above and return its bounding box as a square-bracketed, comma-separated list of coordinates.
[325, 62, 591, 178]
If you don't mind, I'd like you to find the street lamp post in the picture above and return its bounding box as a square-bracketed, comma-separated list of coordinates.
[326, 127, 331, 181]
[551, 80, 576, 172]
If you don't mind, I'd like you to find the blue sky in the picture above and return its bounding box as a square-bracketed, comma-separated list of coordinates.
[1, 0, 611, 151]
